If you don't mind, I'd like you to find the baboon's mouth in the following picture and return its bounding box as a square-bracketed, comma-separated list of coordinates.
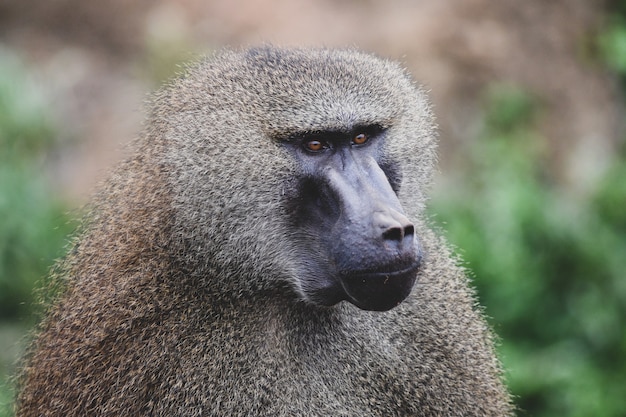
[340, 261, 420, 311]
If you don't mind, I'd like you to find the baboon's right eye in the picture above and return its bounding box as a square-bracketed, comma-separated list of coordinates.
[352, 133, 368, 145]
[304, 140, 329, 153]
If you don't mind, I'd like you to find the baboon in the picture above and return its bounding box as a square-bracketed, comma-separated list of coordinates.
[16, 47, 512, 416]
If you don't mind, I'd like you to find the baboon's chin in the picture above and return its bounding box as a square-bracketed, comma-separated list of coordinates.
[339, 262, 420, 311]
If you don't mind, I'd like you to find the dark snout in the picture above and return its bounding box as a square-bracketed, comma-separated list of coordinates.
[324, 155, 422, 311]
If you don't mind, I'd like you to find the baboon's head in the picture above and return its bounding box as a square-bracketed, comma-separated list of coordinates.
[157, 47, 437, 311]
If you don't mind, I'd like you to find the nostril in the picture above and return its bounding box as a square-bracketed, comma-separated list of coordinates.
[382, 226, 404, 242]
[377, 211, 414, 244]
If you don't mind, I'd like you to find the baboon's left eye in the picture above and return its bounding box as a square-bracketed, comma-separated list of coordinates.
[352, 133, 368, 145]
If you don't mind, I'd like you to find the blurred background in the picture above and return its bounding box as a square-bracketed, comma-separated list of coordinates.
[0, 0, 624, 415]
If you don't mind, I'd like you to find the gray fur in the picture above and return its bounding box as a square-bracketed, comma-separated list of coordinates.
[16, 47, 512, 416]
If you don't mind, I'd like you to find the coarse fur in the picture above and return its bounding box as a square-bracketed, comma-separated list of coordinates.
[16, 47, 513, 416]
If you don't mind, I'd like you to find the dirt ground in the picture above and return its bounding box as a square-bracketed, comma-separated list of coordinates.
[0, 0, 620, 200]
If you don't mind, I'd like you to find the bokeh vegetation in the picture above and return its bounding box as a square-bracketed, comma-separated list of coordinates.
[0, 49, 76, 417]
[429, 84, 626, 416]
[1, 11, 625, 417]
[427, 8, 626, 416]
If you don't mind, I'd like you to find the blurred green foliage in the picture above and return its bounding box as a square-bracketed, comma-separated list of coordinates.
[0, 49, 76, 417]
[0, 384, 12, 417]
[429, 85, 626, 416]
[599, 1, 626, 75]
[0, 49, 75, 320]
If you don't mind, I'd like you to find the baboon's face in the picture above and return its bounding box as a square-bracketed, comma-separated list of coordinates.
[282, 124, 422, 311]
[167, 48, 435, 312]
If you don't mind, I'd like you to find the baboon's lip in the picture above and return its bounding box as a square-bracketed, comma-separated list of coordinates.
[346, 261, 421, 279]
[339, 261, 420, 311]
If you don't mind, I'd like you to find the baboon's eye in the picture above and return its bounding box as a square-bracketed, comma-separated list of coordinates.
[352, 133, 368, 145]
[304, 140, 329, 152]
